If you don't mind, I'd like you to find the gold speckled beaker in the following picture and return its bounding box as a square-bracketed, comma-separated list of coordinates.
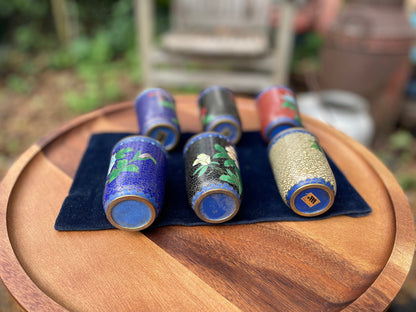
[268, 128, 336, 217]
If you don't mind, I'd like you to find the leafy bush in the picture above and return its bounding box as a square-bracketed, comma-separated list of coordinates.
[5, 73, 33, 94]
[1, 0, 147, 111]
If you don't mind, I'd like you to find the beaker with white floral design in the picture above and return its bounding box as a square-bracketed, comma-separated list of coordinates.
[184, 132, 242, 223]
[103, 135, 167, 231]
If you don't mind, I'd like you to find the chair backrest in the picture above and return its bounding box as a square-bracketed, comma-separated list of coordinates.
[170, 0, 272, 34]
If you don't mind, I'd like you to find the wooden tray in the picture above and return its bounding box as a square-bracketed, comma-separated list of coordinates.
[0, 95, 414, 311]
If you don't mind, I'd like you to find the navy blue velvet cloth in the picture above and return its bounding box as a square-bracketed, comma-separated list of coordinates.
[54, 132, 372, 231]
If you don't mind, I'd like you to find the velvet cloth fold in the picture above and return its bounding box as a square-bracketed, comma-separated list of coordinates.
[55, 132, 372, 231]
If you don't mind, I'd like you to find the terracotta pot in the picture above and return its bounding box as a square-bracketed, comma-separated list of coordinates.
[319, 0, 414, 138]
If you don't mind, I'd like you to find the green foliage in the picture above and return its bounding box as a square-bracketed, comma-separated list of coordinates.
[54, 0, 138, 113]
[0, 0, 156, 112]
[399, 174, 416, 191]
[375, 129, 416, 194]
[89, 31, 114, 64]
[49, 50, 74, 69]
[292, 32, 324, 74]
[124, 48, 142, 83]
[107, 0, 136, 53]
[5, 138, 21, 155]
[173, 85, 201, 94]
[0, 0, 51, 51]
[62, 64, 123, 114]
[103, 75, 122, 102]
[68, 37, 91, 63]
[45, 1, 139, 112]
[14, 26, 38, 51]
[1, 0, 137, 65]
[63, 85, 100, 113]
[387, 130, 415, 165]
[5, 74, 33, 94]
[388, 130, 414, 152]
[0, 0, 48, 18]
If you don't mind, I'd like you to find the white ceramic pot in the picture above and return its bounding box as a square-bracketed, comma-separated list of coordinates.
[297, 90, 375, 146]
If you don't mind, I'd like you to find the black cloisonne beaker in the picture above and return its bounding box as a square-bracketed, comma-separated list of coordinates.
[184, 132, 242, 223]
[198, 86, 242, 144]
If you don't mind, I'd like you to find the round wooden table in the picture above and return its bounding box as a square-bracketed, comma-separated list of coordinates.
[0, 95, 414, 311]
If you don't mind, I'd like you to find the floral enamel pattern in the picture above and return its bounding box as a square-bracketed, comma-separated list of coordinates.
[192, 144, 242, 195]
[147, 91, 175, 111]
[193, 153, 219, 177]
[135, 88, 180, 151]
[282, 93, 302, 126]
[200, 107, 215, 127]
[172, 117, 180, 125]
[309, 139, 323, 152]
[107, 147, 157, 184]
[160, 98, 175, 110]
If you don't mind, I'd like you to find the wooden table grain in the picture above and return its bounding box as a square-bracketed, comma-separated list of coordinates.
[0, 95, 414, 312]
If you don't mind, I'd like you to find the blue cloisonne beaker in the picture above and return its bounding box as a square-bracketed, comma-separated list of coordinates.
[135, 88, 180, 151]
[103, 135, 167, 231]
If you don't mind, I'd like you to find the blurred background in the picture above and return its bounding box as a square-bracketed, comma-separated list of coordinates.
[0, 0, 415, 310]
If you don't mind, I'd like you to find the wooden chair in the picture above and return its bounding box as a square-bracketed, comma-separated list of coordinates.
[134, 0, 300, 93]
